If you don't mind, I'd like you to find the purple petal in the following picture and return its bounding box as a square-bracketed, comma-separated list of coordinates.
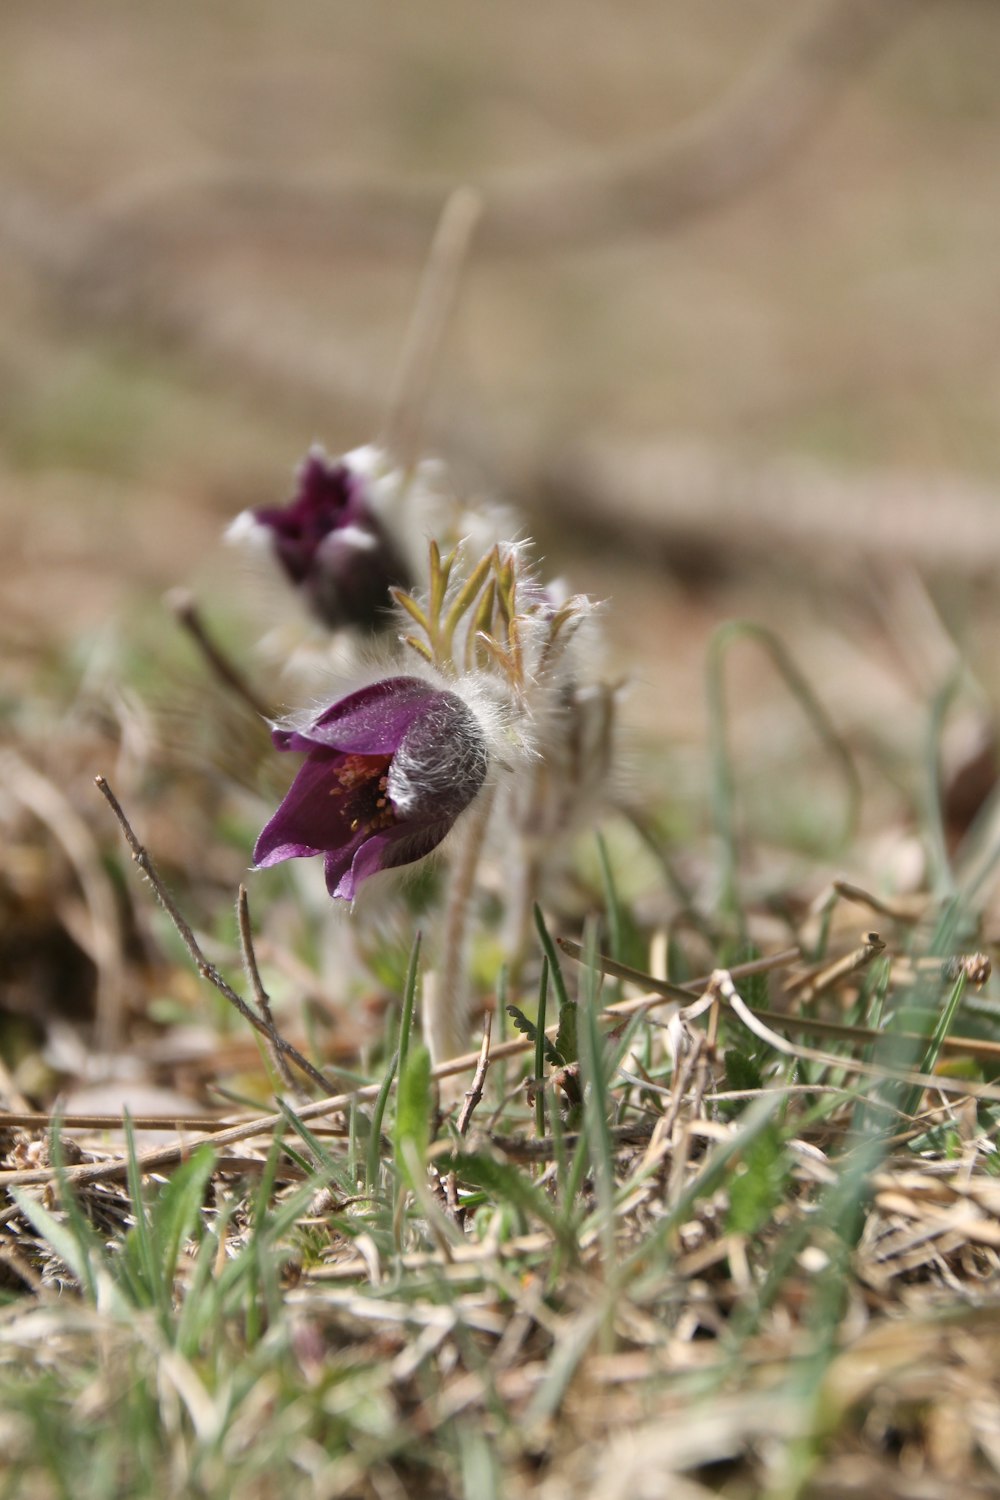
[252, 453, 358, 585]
[253, 748, 384, 868]
[327, 817, 456, 901]
[249, 449, 412, 629]
[274, 678, 445, 757]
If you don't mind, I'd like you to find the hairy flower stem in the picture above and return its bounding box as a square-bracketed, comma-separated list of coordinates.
[426, 784, 496, 1065]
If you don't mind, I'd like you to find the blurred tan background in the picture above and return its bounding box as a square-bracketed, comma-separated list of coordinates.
[3, 0, 1000, 748]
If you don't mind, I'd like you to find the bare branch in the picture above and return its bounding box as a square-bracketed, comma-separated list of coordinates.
[94, 774, 335, 1096]
[456, 1013, 492, 1136]
[166, 589, 273, 722]
[382, 187, 482, 470]
[237, 884, 299, 1095]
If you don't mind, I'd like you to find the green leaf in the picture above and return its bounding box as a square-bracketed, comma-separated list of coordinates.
[554, 1001, 579, 1066]
[436, 1150, 576, 1254]
[152, 1144, 216, 1287]
[394, 1043, 432, 1184]
[366, 1049, 398, 1190]
[724, 1047, 764, 1095]
[505, 1004, 563, 1066]
[533, 905, 572, 1015]
[726, 1124, 789, 1236]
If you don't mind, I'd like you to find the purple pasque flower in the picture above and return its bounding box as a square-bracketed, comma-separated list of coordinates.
[254, 677, 489, 900]
[245, 447, 412, 630]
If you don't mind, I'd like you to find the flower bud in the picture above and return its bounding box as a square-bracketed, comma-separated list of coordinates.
[230, 447, 413, 631]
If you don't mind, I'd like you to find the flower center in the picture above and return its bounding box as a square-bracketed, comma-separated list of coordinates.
[328, 753, 398, 837]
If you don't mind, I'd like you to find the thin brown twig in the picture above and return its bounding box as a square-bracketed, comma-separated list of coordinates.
[0, 1110, 346, 1134]
[673, 1018, 719, 1207]
[748, 1007, 1000, 1068]
[560, 934, 999, 1062]
[382, 186, 482, 471]
[489, 1121, 655, 1163]
[557, 938, 802, 1001]
[783, 931, 887, 1002]
[166, 588, 273, 721]
[94, 774, 335, 1096]
[828, 877, 925, 923]
[237, 884, 299, 1095]
[457, 1014, 492, 1137]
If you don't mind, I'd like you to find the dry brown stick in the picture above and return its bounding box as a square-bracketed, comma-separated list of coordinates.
[166, 588, 273, 722]
[828, 878, 925, 924]
[489, 1121, 655, 1163]
[237, 884, 299, 1095]
[456, 1014, 493, 1137]
[748, 1008, 1000, 1067]
[557, 937, 802, 1002]
[382, 187, 482, 471]
[564, 934, 992, 1059]
[783, 932, 887, 1003]
[95, 774, 335, 1096]
[0, 1110, 345, 1134]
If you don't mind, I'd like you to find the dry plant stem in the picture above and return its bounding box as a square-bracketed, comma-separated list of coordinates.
[557, 937, 801, 1001]
[0, 1111, 345, 1133]
[94, 775, 334, 1095]
[427, 785, 497, 1065]
[237, 884, 299, 1095]
[828, 877, 924, 923]
[669, 1035, 712, 1208]
[749, 1008, 1000, 1068]
[166, 588, 273, 721]
[457, 1014, 492, 1136]
[714, 968, 976, 1104]
[381, 186, 482, 471]
[783, 931, 886, 1002]
[643, 1031, 705, 1168]
[489, 1122, 655, 1163]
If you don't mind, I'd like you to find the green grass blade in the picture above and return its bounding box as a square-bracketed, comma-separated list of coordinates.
[578, 922, 616, 1271]
[398, 929, 422, 1075]
[394, 1042, 432, 1186]
[535, 955, 549, 1137]
[534, 904, 571, 1014]
[123, 1111, 167, 1320]
[366, 1049, 398, 1191]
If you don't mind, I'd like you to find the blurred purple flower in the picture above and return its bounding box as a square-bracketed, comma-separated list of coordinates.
[245, 448, 412, 630]
[253, 677, 489, 900]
